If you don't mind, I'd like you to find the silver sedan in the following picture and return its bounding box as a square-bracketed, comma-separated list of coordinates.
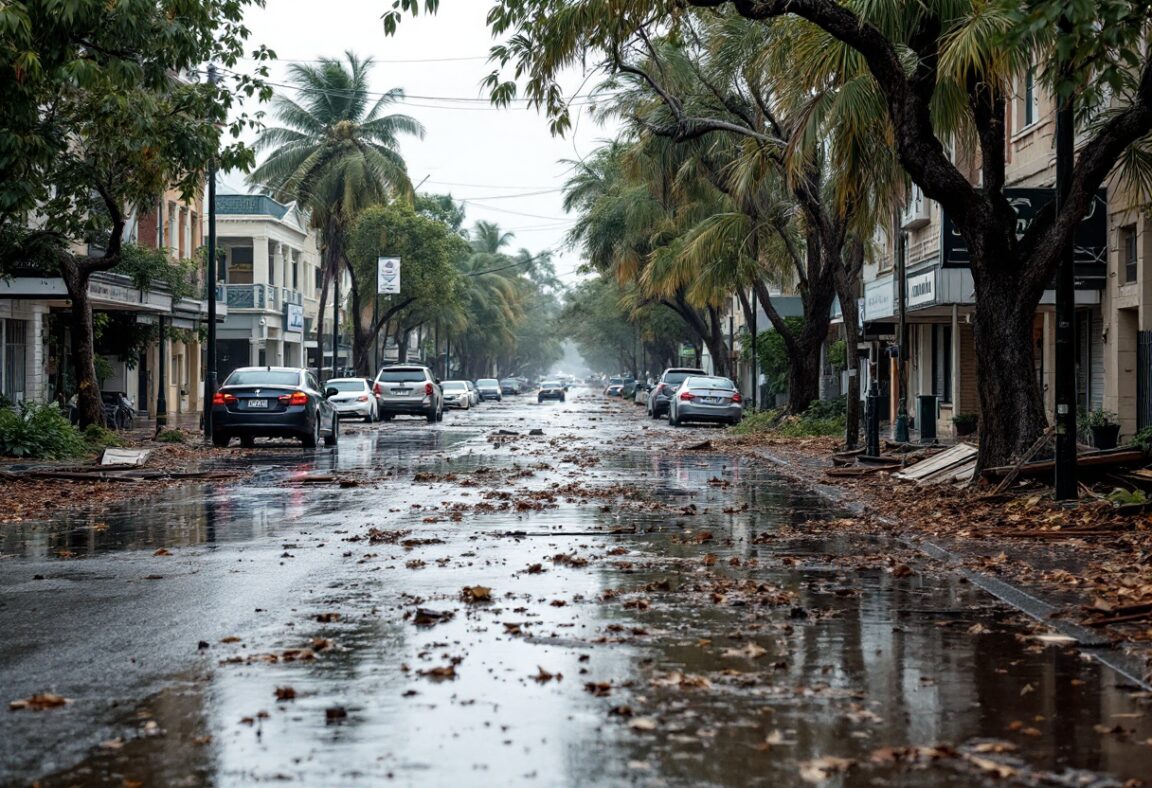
[668, 375, 743, 427]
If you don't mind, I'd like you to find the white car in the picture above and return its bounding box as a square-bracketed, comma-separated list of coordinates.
[440, 380, 473, 410]
[324, 377, 378, 422]
[464, 380, 481, 407]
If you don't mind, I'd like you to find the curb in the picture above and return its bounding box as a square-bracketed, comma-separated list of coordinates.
[754, 447, 1152, 692]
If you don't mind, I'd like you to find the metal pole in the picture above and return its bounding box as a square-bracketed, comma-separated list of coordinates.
[203, 64, 218, 443]
[331, 263, 339, 380]
[372, 294, 378, 376]
[1054, 15, 1078, 499]
[893, 212, 909, 442]
[156, 316, 167, 435]
[750, 287, 758, 410]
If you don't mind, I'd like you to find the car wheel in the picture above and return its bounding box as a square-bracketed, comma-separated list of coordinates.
[669, 411, 680, 427]
[301, 416, 319, 448]
[212, 432, 231, 448]
[436, 406, 444, 422]
[426, 408, 437, 424]
[240, 435, 255, 448]
[559, 395, 565, 402]
[324, 414, 338, 447]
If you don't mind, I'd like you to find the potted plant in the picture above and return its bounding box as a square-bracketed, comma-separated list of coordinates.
[1085, 408, 1121, 450]
[952, 413, 978, 437]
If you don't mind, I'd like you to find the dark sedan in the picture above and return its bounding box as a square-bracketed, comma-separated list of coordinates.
[537, 380, 566, 402]
[211, 366, 338, 448]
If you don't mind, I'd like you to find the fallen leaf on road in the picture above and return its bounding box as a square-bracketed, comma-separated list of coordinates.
[533, 666, 561, 683]
[153, 548, 172, 556]
[325, 706, 347, 721]
[722, 642, 768, 659]
[417, 665, 457, 681]
[799, 756, 855, 782]
[461, 586, 492, 603]
[629, 717, 658, 731]
[275, 686, 296, 701]
[9, 693, 70, 711]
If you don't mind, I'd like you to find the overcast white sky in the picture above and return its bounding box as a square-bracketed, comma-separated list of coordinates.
[221, 0, 615, 283]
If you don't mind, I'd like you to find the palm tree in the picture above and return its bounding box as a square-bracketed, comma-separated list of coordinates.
[248, 51, 425, 377]
[470, 220, 515, 254]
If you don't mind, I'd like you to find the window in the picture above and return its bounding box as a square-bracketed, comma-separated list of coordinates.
[3, 319, 28, 403]
[1023, 69, 1037, 127]
[1121, 224, 1138, 284]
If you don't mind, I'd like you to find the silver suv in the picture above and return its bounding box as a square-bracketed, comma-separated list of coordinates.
[372, 365, 443, 423]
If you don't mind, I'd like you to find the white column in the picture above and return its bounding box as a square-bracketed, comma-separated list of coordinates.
[951, 304, 961, 415]
[272, 241, 285, 295]
[253, 236, 269, 285]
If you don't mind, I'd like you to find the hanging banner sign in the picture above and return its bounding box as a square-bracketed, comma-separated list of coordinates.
[377, 257, 401, 294]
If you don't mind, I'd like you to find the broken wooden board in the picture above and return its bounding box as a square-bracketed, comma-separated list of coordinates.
[99, 448, 151, 466]
[893, 443, 978, 482]
[982, 448, 1147, 480]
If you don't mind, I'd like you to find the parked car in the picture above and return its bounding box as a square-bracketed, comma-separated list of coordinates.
[647, 367, 708, 419]
[372, 365, 443, 423]
[211, 366, 338, 448]
[620, 377, 638, 398]
[604, 376, 625, 396]
[537, 379, 566, 402]
[668, 375, 743, 427]
[464, 380, 481, 407]
[440, 380, 473, 410]
[500, 377, 523, 395]
[476, 378, 503, 401]
[323, 377, 378, 422]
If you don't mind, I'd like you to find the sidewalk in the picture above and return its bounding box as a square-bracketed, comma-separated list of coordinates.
[721, 432, 1152, 688]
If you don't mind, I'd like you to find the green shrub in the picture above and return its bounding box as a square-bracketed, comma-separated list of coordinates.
[0, 402, 87, 458]
[728, 398, 846, 438]
[1130, 425, 1152, 455]
[156, 429, 186, 443]
[83, 423, 123, 449]
[728, 409, 781, 435]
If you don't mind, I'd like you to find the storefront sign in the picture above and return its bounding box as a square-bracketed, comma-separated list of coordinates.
[863, 277, 894, 321]
[907, 271, 936, 307]
[941, 188, 1107, 288]
[377, 257, 401, 294]
[284, 303, 305, 334]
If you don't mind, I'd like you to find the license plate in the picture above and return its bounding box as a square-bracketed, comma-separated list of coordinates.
[392, 389, 411, 395]
[702, 396, 720, 404]
[247, 399, 269, 409]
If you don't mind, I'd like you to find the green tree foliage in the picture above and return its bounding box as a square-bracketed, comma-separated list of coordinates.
[248, 51, 424, 375]
[563, 276, 695, 377]
[345, 201, 470, 373]
[0, 0, 272, 426]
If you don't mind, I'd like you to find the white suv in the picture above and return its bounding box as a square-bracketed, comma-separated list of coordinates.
[372, 365, 443, 423]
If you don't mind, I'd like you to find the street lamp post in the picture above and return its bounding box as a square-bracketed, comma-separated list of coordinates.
[1054, 15, 1078, 500]
[203, 63, 219, 443]
[893, 213, 910, 443]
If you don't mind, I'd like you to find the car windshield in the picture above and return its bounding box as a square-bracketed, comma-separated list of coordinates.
[608, 378, 623, 385]
[441, 382, 467, 391]
[500, 379, 517, 385]
[225, 370, 300, 387]
[540, 381, 561, 388]
[477, 379, 498, 387]
[685, 376, 735, 390]
[326, 380, 365, 393]
[377, 369, 427, 383]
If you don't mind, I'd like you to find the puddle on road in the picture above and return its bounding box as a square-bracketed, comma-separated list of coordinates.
[10, 413, 1152, 786]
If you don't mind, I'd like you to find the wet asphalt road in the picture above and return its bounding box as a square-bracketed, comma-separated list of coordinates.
[2, 390, 1152, 787]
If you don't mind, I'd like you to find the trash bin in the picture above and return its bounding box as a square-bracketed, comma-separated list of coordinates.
[917, 394, 939, 444]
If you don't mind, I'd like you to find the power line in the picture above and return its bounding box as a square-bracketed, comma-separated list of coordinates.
[459, 201, 571, 221]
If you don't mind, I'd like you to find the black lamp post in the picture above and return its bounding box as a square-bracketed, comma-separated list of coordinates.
[203, 63, 219, 442]
[1054, 16, 1078, 500]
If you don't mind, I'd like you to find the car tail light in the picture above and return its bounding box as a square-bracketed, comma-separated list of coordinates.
[679, 391, 695, 401]
[357, 395, 369, 402]
[730, 392, 742, 403]
[278, 391, 309, 406]
[373, 383, 382, 395]
[212, 392, 237, 405]
[425, 382, 433, 396]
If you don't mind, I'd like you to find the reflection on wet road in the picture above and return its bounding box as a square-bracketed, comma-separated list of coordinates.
[2, 391, 1151, 786]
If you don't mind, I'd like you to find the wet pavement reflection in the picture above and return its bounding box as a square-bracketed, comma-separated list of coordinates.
[2, 392, 1151, 786]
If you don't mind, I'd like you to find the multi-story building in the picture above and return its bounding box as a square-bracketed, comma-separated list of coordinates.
[0, 187, 214, 423]
[860, 67, 1128, 438]
[211, 194, 326, 379]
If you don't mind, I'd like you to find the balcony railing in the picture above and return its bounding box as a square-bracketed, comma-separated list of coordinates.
[216, 283, 305, 310]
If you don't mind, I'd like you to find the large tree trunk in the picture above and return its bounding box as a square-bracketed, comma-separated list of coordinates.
[970, 262, 1049, 473]
[61, 265, 102, 427]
